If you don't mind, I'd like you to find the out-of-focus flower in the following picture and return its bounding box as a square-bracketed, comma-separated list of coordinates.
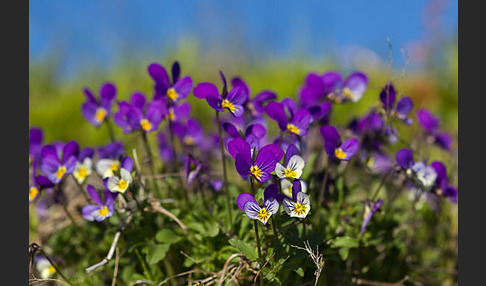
[416, 108, 453, 150]
[107, 157, 133, 194]
[72, 147, 94, 184]
[360, 199, 383, 233]
[379, 82, 414, 125]
[29, 127, 43, 165]
[320, 125, 359, 161]
[82, 185, 116, 222]
[40, 141, 79, 184]
[96, 142, 124, 179]
[184, 155, 202, 186]
[29, 160, 54, 204]
[265, 98, 312, 136]
[81, 82, 117, 127]
[35, 255, 56, 279]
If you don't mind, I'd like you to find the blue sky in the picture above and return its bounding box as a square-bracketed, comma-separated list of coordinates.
[29, 0, 458, 78]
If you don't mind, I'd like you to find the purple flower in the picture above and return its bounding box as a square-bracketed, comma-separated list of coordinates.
[232, 76, 277, 118]
[324, 71, 368, 103]
[320, 125, 359, 161]
[29, 161, 54, 204]
[222, 122, 267, 152]
[125, 92, 166, 133]
[72, 147, 94, 184]
[360, 199, 383, 233]
[193, 71, 249, 117]
[379, 82, 414, 125]
[210, 180, 223, 192]
[264, 98, 312, 136]
[362, 152, 394, 175]
[29, 127, 43, 165]
[430, 161, 458, 203]
[395, 149, 437, 191]
[165, 101, 191, 122]
[40, 141, 79, 184]
[184, 155, 202, 186]
[280, 178, 308, 199]
[282, 179, 311, 219]
[148, 61, 193, 103]
[82, 82, 117, 126]
[173, 118, 204, 148]
[416, 108, 453, 150]
[228, 138, 280, 183]
[236, 192, 279, 225]
[82, 185, 116, 222]
[157, 132, 174, 162]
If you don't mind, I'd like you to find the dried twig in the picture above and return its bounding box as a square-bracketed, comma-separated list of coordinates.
[291, 241, 325, 286]
[85, 211, 133, 273]
[111, 247, 120, 286]
[252, 252, 275, 285]
[216, 253, 244, 286]
[146, 199, 188, 234]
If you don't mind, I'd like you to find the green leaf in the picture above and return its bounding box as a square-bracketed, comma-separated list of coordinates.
[228, 238, 258, 260]
[155, 229, 181, 244]
[294, 267, 305, 277]
[338, 247, 350, 260]
[331, 236, 359, 248]
[146, 243, 170, 265]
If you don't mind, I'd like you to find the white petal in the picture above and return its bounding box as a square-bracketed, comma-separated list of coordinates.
[288, 155, 305, 171]
[120, 168, 133, 183]
[107, 176, 120, 192]
[275, 163, 286, 179]
[282, 198, 295, 216]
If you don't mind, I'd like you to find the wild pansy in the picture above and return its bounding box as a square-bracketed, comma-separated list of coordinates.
[29, 127, 43, 165]
[416, 108, 453, 150]
[298, 73, 334, 122]
[165, 100, 191, 122]
[320, 125, 359, 161]
[395, 148, 437, 191]
[107, 157, 133, 194]
[223, 122, 267, 153]
[361, 151, 394, 175]
[231, 76, 277, 118]
[184, 155, 202, 186]
[379, 82, 414, 125]
[275, 144, 305, 181]
[430, 161, 458, 203]
[125, 92, 165, 133]
[172, 117, 204, 148]
[148, 61, 193, 103]
[280, 178, 308, 199]
[264, 98, 312, 137]
[282, 179, 311, 219]
[360, 199, 383, 234]
[227, 137, 282, 183]
[82, 185, 116, 222]
[96, 141, 124, 178]
[40, 141, 79, 184]
[304, 71, 368, 104]
[81, 82, 117, 127]
[29, 160, 54, 204]
[193, 71, 249, 117]
[35, 255, 56, 279]
[72, 147, 94, 184]
[236, 191, 279, 225]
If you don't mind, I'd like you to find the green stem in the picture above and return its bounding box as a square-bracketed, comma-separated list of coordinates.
[168, 119, 188, 206]
[216, 111, 234, 233]
[141, 131, 162, 197]
[105, 117, 116, 143]
[271, 216, 281, 253]
[371, 169, 392, 201]
[318, 158, 331, 204]
[135, 247, 154, 281]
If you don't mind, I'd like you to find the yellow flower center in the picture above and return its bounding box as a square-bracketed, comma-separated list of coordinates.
[111, 162, 120, 172]
[48, 265, 56, 275]
[183, 136, 195, 146]
[29, 187, 39, 200]
[250, 165, 262, 180]
[95, 107, 107, 123]
[287, 124, 300, 135]
[118, 179, 128, 190]
[75, 166, 88, 181]
[98, 206, 109, 217]
[256, 208, 270, 223]
[167, 88, 179, 101]
[342, 87, 354, 99]
[166, 109, 176, 121]
[366, 157, 376, 168]
[334, 148, 346, 159]
[284, 168, 297, 178]
[56, 166, 67, 179]
[140, 119, 152, 131]
[221, 99, 235, 113]
[294, 203, 307, 216]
